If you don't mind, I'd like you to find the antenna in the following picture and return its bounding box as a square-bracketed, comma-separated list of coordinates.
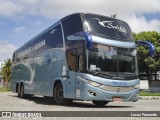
[110, 14, 117, 18]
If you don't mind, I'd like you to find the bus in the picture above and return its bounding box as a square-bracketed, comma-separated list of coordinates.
[10, 13, 155, 106]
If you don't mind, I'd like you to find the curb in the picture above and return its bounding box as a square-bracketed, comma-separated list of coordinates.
[139, 96, 160, 100]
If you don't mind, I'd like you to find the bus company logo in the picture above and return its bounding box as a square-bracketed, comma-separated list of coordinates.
[113, 81, 127, 86]
[117, 88, 121, 92]
[92, 18, 127, 33]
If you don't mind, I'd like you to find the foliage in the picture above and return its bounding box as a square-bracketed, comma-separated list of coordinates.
[140, 91, 160, 96]
[133, 31, 160, 80]
[0, 86, 10, 92]
[1, 59, 12, 82]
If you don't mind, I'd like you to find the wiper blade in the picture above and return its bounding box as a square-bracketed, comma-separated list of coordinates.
[93, 71, 111, 76]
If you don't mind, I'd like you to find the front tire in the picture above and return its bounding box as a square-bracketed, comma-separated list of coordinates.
[54, 83, 72, 105]
[92, 101, 109, 107]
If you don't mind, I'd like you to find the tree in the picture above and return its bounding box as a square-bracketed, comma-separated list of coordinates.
[1, 59, 12, 82]
[133, 31, 160, 80]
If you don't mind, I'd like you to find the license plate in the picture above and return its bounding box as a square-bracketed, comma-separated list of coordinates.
[112, 97, 123, 102]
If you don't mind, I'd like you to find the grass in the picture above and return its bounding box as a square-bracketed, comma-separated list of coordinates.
[0, 86, 10, 92]
[140, 91, 160, 96]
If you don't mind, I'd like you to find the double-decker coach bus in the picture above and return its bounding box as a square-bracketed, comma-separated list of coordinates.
[10, 13, 155, 106]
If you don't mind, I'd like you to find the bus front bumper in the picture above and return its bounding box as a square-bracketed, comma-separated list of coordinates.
[80, 84, 140, 102]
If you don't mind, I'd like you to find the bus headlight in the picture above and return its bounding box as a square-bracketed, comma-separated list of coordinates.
[83, 78, 102, 87]
[88, 81, 102, 87]
[77, 76, 103, 87]
[133, 84, 140, 89]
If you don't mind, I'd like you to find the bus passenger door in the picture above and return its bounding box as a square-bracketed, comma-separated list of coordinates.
[66, 47, 85, 99]
[75, 47, 85, 99]
[66, 71, 76, 99]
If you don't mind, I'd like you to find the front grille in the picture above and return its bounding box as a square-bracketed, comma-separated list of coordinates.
[100, 85, 135, 92]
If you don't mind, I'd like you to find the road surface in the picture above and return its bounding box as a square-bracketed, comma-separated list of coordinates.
[0, 92, 159, 120]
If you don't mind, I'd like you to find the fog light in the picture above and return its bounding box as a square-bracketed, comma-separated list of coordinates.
[88, 90, 96, 96]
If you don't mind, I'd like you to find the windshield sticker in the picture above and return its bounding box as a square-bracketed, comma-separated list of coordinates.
[92, 18, 127, 33]
[90, 65, 96, 71]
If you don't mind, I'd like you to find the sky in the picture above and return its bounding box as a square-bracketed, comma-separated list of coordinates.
[0, 0, 160, 63]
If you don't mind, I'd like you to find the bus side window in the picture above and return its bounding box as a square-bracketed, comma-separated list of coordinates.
[62, 14, 83, 43]
[62, 14, 85, 72]
[66, 47, 85, 72]
[45, 24, 63, 48]
[67, 49, 77, 71]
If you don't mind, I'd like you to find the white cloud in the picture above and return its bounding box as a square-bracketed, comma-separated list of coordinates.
[0, 41, 17, 62]
[127, 15, 160, 33]
[1, 0, 160, 32]
[0, 0, 23, 16]
[1, 0, 160, 61]
[14, 27, 26, 33]
[1, 0, 160, 17]
[25, 0, 160, 19]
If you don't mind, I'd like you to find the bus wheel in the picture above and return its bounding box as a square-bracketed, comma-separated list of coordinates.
[92, 101, 108, 107]
[20, 84, 25, 98]
[17, 85, 21, 97]
[54, 83, 72, 105]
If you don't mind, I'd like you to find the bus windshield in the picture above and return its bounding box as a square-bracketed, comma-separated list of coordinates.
[84, 14, 134, 41]
[88, 43, 138, 80]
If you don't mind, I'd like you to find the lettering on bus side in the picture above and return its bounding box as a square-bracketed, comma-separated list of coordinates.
[18, 40, 46, 58]
[112, 81, 127, 86]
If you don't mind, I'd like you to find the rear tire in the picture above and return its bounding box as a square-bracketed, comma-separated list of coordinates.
[17, 85, 21, 97]
[20, 84, 25, 98]
[54, 83, 72, 105]
[92, 100, 108, 107]
[17, 84, 32, 98]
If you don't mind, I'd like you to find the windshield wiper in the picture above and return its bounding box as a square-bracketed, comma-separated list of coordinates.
[93, 71, 112, 76]
[92, 71, 114, 79]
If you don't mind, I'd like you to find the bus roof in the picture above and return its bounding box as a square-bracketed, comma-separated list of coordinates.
[13, 13, 127, 54]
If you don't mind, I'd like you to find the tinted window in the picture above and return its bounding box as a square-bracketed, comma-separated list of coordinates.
[44, 24, 63, 48]
[16, 24, 63, 60]
[62, 14, 83, 42]
[66, 41, 85, 71]
[25, 24, 63, 57]
[84, 14, 134, 41]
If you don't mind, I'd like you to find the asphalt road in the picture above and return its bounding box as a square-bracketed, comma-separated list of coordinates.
[0, 92, 160, 120]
